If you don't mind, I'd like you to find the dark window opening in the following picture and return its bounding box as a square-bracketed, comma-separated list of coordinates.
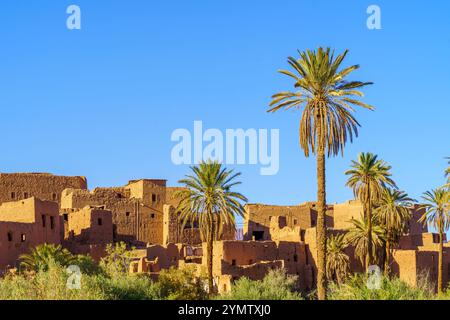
[42, 215, 46, 227]
[63, 213, 69, 222]
[231, 259, 236, 266]
[294, 219, 298, 225]
[7, 232, 13, 242]
[50, 216, 55, 230]
[52, 193, 57, 201]
[151, 213, 155, 218]
[252, 231, 264, 241]
[126, 212, 130, 217]
[24, 192, 28, 199]
[300, 230, 306, 242]
[98, 218, 103, 226]
[152, 194, 157, 202]
[21, 234, 26, 242]
[294, 254, 298, 262]
[116, 193, 123, 198]
[11, 192, 15, 199]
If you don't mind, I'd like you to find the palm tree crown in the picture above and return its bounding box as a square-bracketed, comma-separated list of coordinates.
[419, 189, 450, 233]
[326, 234, 350, 284]
[374, 189, 415, 238]
[346, 217, 385, 266]
[268, 47, 374, 157]
[175, 160, 247, 293]
[175, 161, 247, 241]
[345, 152, 397, 203]
[20, 243, 74, 272]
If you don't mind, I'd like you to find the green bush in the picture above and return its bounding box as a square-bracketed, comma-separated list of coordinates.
[220, 269, 303, 300]
[150, 266, 209, 300]
[328, 273, 435, 300]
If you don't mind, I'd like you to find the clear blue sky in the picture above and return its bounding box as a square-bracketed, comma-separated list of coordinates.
[0, 1, 449, 210]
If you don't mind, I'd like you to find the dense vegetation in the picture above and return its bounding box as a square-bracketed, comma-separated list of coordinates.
[3, 243, 450, 300]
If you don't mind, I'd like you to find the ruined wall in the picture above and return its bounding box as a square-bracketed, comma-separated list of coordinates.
[244, 202, 333, 241]
[0, 198, 61, 269]
[207, 240, 312, 291]
[333, 200, 363, 230]
[61, 185, 163, 245]
[126, 179, 166, 210]
[0, 173, 87, 205]
[65, 206, 113, 245]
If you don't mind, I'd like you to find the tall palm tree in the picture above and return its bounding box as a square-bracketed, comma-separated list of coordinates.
[418, 188, 450, 293]
[374, 189, 415, 274]
[345, 152, 396, 270]
[346, 216, 385, 267]
[326, 234, 350, 285]
[175, 160, 247, 294]
[268, 47, 373, 299]
[20, 243, 75, 272]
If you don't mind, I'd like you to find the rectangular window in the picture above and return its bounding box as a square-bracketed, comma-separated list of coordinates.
[98, 218, 103, 226]
[11, 192, 15, 199]
[7, 232, 13, 242]
[24, 192, 28, 199]
[231, 259, 236, 266]
[52, 193, 57, 201]
[63, 213, 69, 222]
[152, 194, 157, 202]
[151, 213, 155, 218]
[42, 215, 46, 227]
[294, 219, 298, 225]
[21, 234, 26, 242]
[50, 216, 55, 230]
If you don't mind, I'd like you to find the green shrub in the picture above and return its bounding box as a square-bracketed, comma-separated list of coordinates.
[151, 266, 209, 300]
[99, 242, 136, 276]
[328, 273, 435, 300]
[220, 269, 303, 300]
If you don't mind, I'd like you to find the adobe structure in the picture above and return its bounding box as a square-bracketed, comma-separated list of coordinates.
[0, 172, 448, 293]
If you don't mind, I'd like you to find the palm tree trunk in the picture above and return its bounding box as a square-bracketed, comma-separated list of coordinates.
[207, 222, 215, 294]
[384, 238, 390, 276]
[438, 229, 443, 294]
[316, 139, 327, 300]
[366, 187, 373, 271]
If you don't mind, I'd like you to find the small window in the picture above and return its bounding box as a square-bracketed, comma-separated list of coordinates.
[52, 193, 57, 201]
[11, 192, 15, 199]
[42, 215, 46, 227]
[50, 216, 55, 229]
[231, 259, 236, 266]
[300, 230, 306, 242]
[151, 213, 155, 219]
[152, 194, 157, 202]
[294, 254, 298, 262]
[7, 232, 13, 242]
[63, 213, 69, 222]
[21, 234, 26, 242]
[24, 192, 28, 199]
[294, 219, 298, 225]
[126, 212, 130, 217]
[98, 218, 103, 226]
